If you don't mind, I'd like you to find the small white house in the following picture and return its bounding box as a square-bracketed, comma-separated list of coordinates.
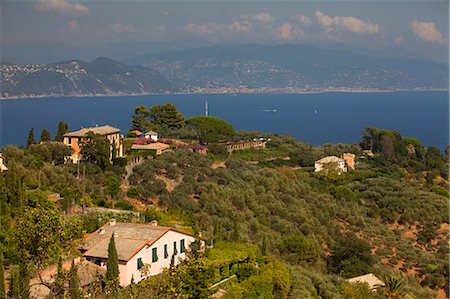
[346, 273, 384, 290]
[314, 156, 347, 174]
[144, 131, 158, 142]
[80, 220, 202, 286]
[0, 153, 7, 172]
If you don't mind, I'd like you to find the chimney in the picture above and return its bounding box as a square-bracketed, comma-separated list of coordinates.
[109, 218, 116, 226]
[150, 220, 158, 226]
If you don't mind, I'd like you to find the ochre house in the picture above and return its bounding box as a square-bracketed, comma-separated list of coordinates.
[63, 125, 124, 163]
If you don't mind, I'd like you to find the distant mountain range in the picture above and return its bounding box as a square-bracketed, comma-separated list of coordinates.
[125, 44, 448, 91]
[1, 44, 448, 99]
[1, 57, 179, 99]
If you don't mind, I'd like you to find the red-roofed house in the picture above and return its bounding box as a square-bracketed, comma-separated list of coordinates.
[79, 220, 203, 286]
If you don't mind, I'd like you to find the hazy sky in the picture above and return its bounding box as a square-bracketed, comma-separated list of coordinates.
[1, 0, 449, 62]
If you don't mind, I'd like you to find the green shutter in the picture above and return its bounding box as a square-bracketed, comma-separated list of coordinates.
[152, 247, 158, 262]
[180, 239, 186, 253]
[164, 244, 168, 259]
[173, 241, 178, 255]
[137, 257, 144, 270]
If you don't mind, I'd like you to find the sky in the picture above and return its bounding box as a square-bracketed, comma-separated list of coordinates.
[1, 0, 449, 64]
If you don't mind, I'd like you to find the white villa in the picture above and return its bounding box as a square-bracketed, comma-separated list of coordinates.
[80, 220, 202, 286]
[346, 273, 384, 290]
[0, 153, 8, 172]
[314, 156, 347, 174]
[144, 130, 158, 141]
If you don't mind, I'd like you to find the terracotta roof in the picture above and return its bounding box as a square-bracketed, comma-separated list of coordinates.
[145, 131, 158, 135]
[346, 273, 384, 290]
[81, 222, 193, 262]
[64, 125, 120, 137]
[129, 130, 142, 135]
[131, 142, 170, 151]
[315, 156, 344, 164]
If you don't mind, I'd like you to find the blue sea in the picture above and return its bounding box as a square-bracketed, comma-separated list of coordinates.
[1, 91, 448, 150]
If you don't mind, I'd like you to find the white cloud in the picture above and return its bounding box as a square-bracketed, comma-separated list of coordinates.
[252, 12, 274, 24]
[109, 23, 138, 34]
[184, 21, 253, 36]
[36, 0, 90, 16]
[228, 21, 252, 33]
[293, 14, 312, 25]
[184, 22, 224, 35]
[276, 23, 306, 40]
[410, 21, 446, 44]
[315, 11, 379, 34]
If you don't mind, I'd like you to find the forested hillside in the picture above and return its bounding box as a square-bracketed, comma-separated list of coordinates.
[0, 107, 448, 298]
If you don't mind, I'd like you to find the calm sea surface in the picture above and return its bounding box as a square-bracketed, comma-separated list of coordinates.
[1, 91, 448, 150]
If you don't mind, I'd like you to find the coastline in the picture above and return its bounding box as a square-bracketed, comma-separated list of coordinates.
[1, 87, 448, 101]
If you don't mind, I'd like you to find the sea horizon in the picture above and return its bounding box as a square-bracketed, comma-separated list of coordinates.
[1, 91, 448, 151]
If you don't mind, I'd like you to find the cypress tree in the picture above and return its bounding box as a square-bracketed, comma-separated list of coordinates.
[68, 260, 81, 299]
[261, 235, 267, 256]
[8, 266, 20, 299]
[40, 128, 52, 143]
[55, 121, 69, 142]
[55, 258, 65, 299]
[106, 234, 119, 293]
[0, 253, 5, 299]
[27, 128, 36, 148]
[18, 262, 30, 299]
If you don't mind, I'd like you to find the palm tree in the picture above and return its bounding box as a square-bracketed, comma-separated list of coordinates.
[381, 273, 406, 298]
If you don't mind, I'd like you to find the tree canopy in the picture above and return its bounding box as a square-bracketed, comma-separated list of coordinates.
[80, 133, 111, 168]
[186, 116, 235, 144]
[55, 121, 69, 142]
[131, 102, 185, 131]
[39, 128, 51, 143]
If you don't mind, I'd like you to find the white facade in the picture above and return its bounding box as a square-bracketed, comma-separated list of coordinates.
[123, 230, 195, 286]
[144, 131, 158, 142]
[314, 156, 347, 174]
[0, 153, 7, 172]
[83, 224, 198, 287]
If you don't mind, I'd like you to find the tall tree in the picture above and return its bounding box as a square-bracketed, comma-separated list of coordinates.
[54, 258, 65, 299]
[131, 105, 152, 132]
[55, 121, 69, 142]
[26, 128, 36, 148]
[106, 234, 119, 294]
[158, 103, 185, 129]
[8, 266, 20, 299]
[9, 263, 30, 299]
[80, 133, 111, 169]
[0, 253, 5, 299]
[107, 176, 120, 199]
[68, 260, 81, 299]
[186, 116, 235, 144]
[40, 128, 51, 143]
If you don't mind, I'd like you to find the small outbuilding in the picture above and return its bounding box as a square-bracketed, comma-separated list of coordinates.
[0, 153, 7, 172]
[144, 131, 158, 141]
[346, 273, 384, 290]
[314, 156, 347, 174]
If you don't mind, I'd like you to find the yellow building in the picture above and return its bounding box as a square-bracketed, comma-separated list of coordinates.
[63, 125, 124, 163]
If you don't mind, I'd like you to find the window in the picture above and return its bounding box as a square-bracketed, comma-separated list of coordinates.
[152, 247, 158, 263]
[164, 244, 168, 259]
[137, 257, 144, 270]
[180, 239, 186, 253]
[68, 137, 72, 144]
[173, 241, 178, 255]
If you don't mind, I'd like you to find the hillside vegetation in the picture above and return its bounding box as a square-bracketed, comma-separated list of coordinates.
[0, 109, 448, 298]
